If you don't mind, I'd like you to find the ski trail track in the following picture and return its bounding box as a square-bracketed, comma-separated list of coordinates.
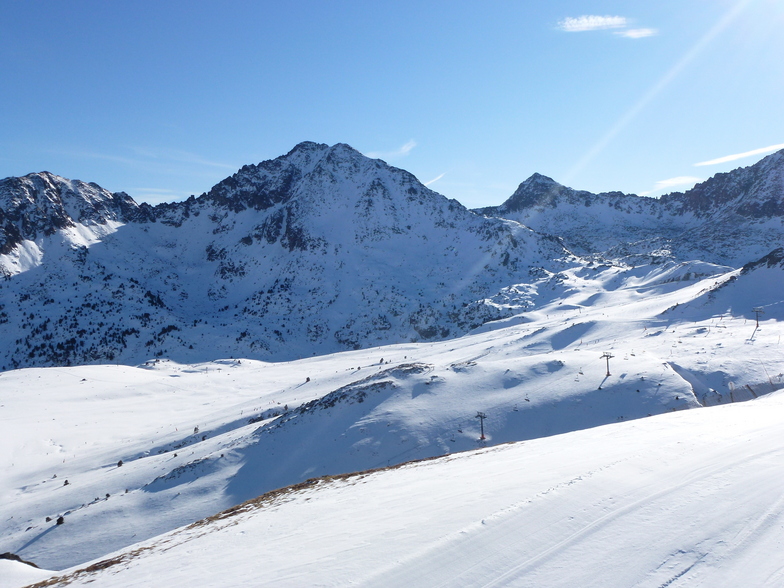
[17, 393, 784, 588]
[358, 425, 784, 587]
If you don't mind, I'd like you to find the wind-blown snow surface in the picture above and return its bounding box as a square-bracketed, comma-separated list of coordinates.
[0, 561, 51, 588]
[15, 390, 784, 588]
[2, 259, 782, 579]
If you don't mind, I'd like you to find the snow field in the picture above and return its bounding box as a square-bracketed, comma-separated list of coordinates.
[21, 389, 784, 587]
[1, 260, 781, 577]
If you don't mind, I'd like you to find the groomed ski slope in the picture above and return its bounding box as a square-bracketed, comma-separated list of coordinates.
[19, 387, 784, 588]
[1, 259, 782, 574]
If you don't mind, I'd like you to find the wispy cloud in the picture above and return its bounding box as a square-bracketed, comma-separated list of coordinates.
[129, 147, 237, 170]
[57, 150, 144, 168]
[654, 176, 703, 190]
[694, 143, 784, 166]
[398, 140, 417, 156]
[558, 15, 657, 39]
[617, 28, 657, 38]
[561, 0, 753, 185]
[366, 140, 417, 160]
[424, 173, 445, 186]
[639, 176, 703, 196]
[52, 147, 238, 174]
[558, 15, 627, 32]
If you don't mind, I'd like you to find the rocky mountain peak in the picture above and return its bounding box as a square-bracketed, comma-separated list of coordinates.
[185, 141, 449, 231]
[199, 142, 385, 214]
[660, 148, 784, 218]
[476, 148, 784, 266]
[522, 172, 560, 187]
[0, 171, 143, 256]
[498, 173, 574, 213]
[0, 142, 576, 369]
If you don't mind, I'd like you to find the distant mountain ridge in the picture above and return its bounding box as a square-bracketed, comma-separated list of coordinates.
[1, 142, 782, 370]
[477, 149, 784, 265]
[0, 142, 573, 369]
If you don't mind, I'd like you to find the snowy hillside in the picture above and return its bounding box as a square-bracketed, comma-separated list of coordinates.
[478, 149, 784, 266]
[0, 142, 574, 370]
[8, 386, 784, 587]
[2, 257, 781, 575]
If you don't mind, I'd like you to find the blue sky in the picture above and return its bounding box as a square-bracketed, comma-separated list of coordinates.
[2, 0, 783, 207]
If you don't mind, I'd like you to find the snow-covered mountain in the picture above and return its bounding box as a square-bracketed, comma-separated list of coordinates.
[477, 149, 784, 266]
[2, 143, 783, 585]
[0, 142, 574, 370]
[3, 143, 782, 371]
[2, 249, 781, 573]
[0, 172, 149, 275]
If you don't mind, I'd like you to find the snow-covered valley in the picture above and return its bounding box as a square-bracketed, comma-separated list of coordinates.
[2, 255, 783, 586]
[1, 143, 783, 586]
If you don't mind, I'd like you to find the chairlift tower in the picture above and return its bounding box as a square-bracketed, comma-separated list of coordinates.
[601, 352, 614, 377]
[476, 411, 487, 440]
[753, 307, 765, 328]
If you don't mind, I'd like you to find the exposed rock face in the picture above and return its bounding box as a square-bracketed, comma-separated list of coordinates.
[661, 151, 784, 218]
[0, 172, 150, 257]
[0, 552, 40, 568]
[740, 247, 784, 273]
[477, 150, 784, 265]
